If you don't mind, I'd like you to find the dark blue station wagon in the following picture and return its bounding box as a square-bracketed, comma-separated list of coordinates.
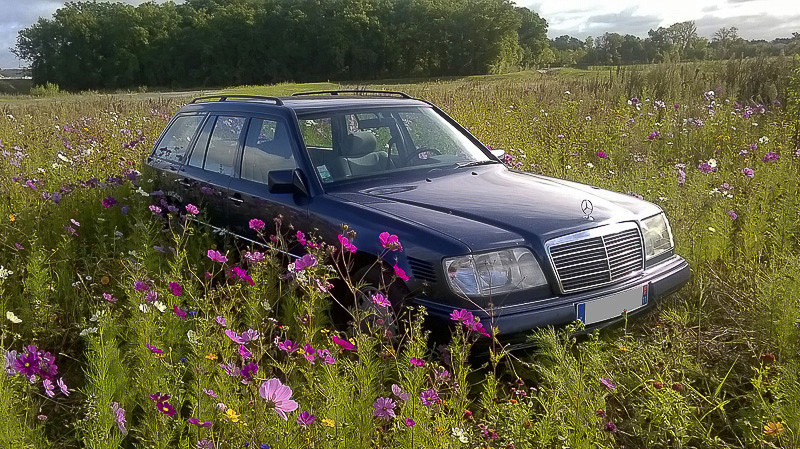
[146, 91, 690, 336]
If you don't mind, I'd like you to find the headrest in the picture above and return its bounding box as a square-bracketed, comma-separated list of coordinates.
[341, 131, 377, 157]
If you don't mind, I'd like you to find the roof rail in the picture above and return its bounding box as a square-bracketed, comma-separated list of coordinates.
[291, 90, 411, 99]
[190, 95, 284, 106]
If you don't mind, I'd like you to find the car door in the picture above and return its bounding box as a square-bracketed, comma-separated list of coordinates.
[147, 112, 207, 206]
[183, 114, 248, 229]
[227, 115, 309, 245]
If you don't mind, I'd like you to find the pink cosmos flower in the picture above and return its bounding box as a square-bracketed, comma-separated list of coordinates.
[331, 335, 356, 351]
[225, 329, 245, 344]
[761, 152, 780, 162]
[379, 232, 403, 251]
[296, 411, 316, 429]
[188, 418, 213, 427]
[278, 339, 299, 352]
[404, 418, 415, 427]
[215, 315, 227, 327]
[393, 264, 409, 281]
[245, 251, 265, 263]
[168, 282, 182, 296]
[303, 343, 318, 363]
[57, 377, 69, 396]
[742, 167, 755, 178]
[259, 378, 298, 420]
[203, 388, 218, 398]
[296, 230, 308, 245]
[249, 218, 266, 231]
[420, 389, 439, 406]
[173, 305, 187, 320]
[185, 204, 199, 215]
[294, 254, 317, 271]
[599, 377, 616, 390]
[111, 402, 127, 435]
[317, 348, 336, 364]
[238, 345, 252, 360]
[146, 344, 164, 356]
[149, 205, 162, 214]
[337, 234, 357, 253]
[43, 378, 55, 397]
[450, 309, 474, 323]
[372, 292, 391, 308]
[206, 249, 228, 263]
[596, 151, 608, 159]
[392, 384, 410, 401]
[409, 357, 426, 367]
[372, 397, 396, 420]
[103, 293, 118, 303]
[727, 210, 738, 220]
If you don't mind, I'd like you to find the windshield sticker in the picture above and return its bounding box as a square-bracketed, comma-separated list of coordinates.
[317, 164, 332, 182]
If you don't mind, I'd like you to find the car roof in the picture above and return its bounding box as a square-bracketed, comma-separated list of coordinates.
[178, 93, 429, 116]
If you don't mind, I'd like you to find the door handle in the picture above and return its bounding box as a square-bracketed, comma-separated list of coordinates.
[228, 194, 244, 204]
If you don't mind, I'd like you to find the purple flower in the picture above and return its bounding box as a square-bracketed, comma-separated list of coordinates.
[203, 388, 218, 398]
[677, 169, 686, 185]
[742, 167, 755, 178]
[43, 378, 55, 397]
[393, 264, 409, 281]
[727, 210, 738, 220]
[197, 439, 214, 449]
[4, 350, 18, 376]
[605, 422, 617, 432]
[146, 344, 164, 356]
[102, 196, 117, 208]
[215, 315, 227, 327]
[168, 282, 182, 296]
[599, 377, 616, 390]
[761, 152, 780, 163]
[296, 411, 317, 429]
[57, 377, 69, 396]
[206, 249, 228, 263]
[241, 329, 259, 343]
[241, 362, 258, 381]
[188, 418, 213, 428]
[409, 357, 426, 367]
[317, 348, 335, 365]
[420, 389, 439, 406]
[302, 343, 317, 363]
[249, 218, 266, 231]
[111, 402, 128, 435]
[103, 293, 118, 303]
[134, 280, 149, 292]
[278, 339, 299, 352]
[391, 384, 410, 401]
[173, 305, 187, 320]
[404, 418, 415, 427]
[145, 290, 158, 302]
[698, 162, 715, 173]
[372, 397, 396, 420]
[14, 348, 40, 378]
[185, 204, 199, 215]
[293, 254, 318, 271]
[596, 151, 608, 159]
[646, 130, 661, 140]
[238, 345, 253, 360]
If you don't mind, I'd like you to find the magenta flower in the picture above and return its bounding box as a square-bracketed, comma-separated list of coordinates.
[296, 411, 316, 429]
[742, 167, 755, 178]
[168, 282, 182, 296]
[215, 315, 227, 327]
[302, 343, 317, 363]
[294, 254, 317, 271]
[420, 389, 439, 406]
[372, 397, 396, 420]
[197, 439, 214, 449]
[157, 401, 176, 417]
[43, 378, 55, 397]
[241, 329, 259, 343]
[450, 309, 474, 322]
[102, 196, 117, 208]
[103, 293, 118, 303]
[596, 151, 608, 159]
[605, 422, 617, 432]
[379, 232, 403, 251]
[727, 210, 738, 220]
[317, 348, 336, 365]
[149, 205, 162, 214]
[111, 402, 127, 435]
[599, 377, 616, 390]
[188, 418, 213, 428]
[337, 234, 357, 253]
[146, 344, 164, 356]
[173, 305, 187, 320]
[761, 152, 780, 162]
[185, 204, 199, 215]
[238, 345, 252, 360]
[203, 388, 218, 398]
[646, 130, 661, 140]
[206, 249, 228, 263]
[331, 335, 356, 351]
[404, 418, 415, 427]
[134, 280, 149, 292]
[392, 384, 410, 401]
[372, 292, 391, 308]
[296, 230, 308, 245]
[278, 339, 299, 352]
[249, 218, 266, 231]
[259, 378, 299, 420]
[241, 362, 258, 381]
[393, 264, 410, 281]
[409, 357, 426, 367]
[245, 251, 265, 263]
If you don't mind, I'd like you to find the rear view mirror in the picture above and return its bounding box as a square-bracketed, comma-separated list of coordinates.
[268, 169, 309, 196]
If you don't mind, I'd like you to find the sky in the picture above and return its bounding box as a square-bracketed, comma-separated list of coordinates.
[1, 0, 799, 68]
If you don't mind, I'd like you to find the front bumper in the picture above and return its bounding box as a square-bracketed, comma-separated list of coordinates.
[418, 254, 690, 335]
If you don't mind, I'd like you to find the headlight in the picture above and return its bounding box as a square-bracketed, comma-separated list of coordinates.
[443, 248, 546, 296]
[641, 213, 674, 259]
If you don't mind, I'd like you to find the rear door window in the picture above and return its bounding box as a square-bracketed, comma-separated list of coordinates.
[202, 116, 247, 176]
[153, 114, 205, 163]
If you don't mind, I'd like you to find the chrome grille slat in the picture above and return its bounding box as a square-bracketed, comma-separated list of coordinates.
[548, 224, 644, 294]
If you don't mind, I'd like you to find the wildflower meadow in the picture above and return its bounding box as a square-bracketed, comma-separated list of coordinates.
[1, 59, 800, 448]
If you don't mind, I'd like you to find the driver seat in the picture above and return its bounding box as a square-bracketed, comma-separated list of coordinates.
[337, 131, 387, 177]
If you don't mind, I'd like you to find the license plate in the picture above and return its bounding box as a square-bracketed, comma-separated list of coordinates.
[576, 284, 648, 325]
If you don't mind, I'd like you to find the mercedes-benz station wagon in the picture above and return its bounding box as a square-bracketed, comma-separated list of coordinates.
[146, 91, 690, 336]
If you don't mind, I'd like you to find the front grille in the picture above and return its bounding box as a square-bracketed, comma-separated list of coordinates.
[407, 257, 437, 283]
[548, 227, 643, 293]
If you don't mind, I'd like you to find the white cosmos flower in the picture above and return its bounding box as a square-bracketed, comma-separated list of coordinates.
[6, 311, 22, 324]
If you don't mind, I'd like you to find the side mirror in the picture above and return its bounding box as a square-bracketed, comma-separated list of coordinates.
[490, 149, 505, 160]
[268, 169, 309, 196]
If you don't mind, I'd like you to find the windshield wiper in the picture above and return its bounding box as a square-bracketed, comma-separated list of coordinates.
[454, 160, 501, 169]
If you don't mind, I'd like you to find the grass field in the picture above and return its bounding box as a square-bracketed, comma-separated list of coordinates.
[1, 58, 799, 448]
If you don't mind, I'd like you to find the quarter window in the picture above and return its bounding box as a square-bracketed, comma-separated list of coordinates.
[153, 114, 204, 163]
[241, 118, 296, 184]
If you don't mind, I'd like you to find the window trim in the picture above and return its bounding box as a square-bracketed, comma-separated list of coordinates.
[235, 113, 300, 184]
[150, 112, 208, 164]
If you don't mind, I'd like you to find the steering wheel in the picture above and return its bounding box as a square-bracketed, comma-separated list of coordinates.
[403, 147, 442, 165]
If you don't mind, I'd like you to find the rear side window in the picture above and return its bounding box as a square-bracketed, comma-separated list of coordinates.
[203, 116, 247, 176]
[153, 115, 204, 163]
[241, 118, 296, 184]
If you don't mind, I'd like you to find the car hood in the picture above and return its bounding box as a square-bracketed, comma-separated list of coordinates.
[328, 164, 661, 252]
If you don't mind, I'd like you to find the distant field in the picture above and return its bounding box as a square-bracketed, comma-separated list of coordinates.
[1, 58, 799, 448]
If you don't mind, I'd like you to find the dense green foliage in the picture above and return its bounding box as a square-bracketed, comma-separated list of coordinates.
[13, 0, 549, 90]
[1, 60, 800, 448]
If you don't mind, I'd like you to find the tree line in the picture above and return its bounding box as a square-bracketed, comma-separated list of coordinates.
[13, 0, 549, 90]
[550, 23, 800, 66]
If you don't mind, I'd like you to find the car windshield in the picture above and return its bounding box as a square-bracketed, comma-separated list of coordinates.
[297, 106, 494, 184]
